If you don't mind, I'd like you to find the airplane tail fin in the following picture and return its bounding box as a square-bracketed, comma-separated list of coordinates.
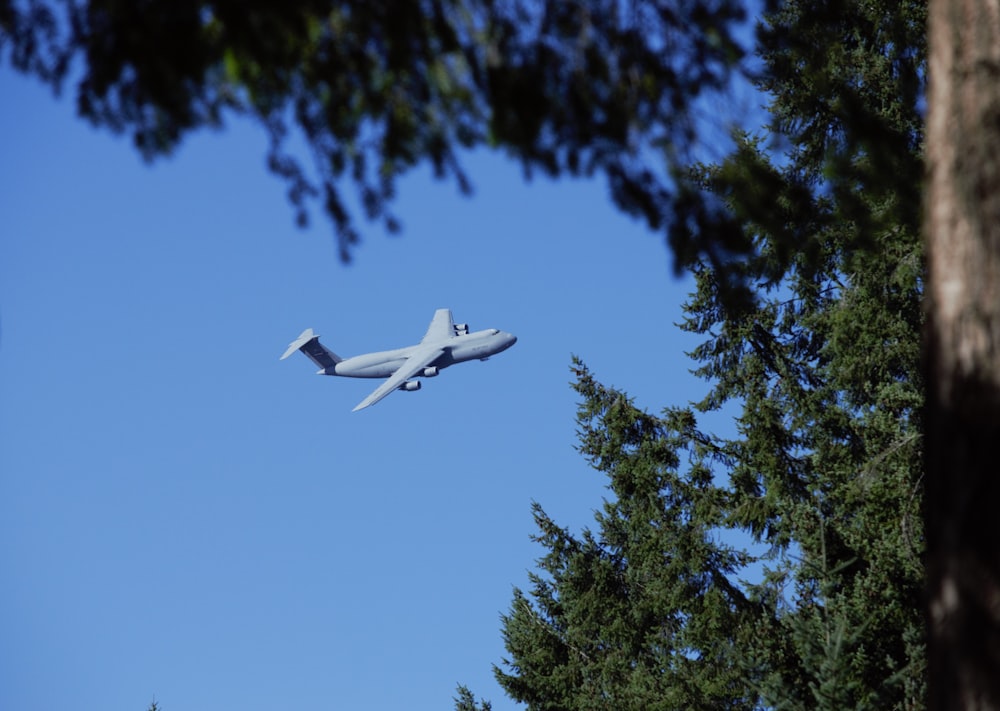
[280, 329, 343, 372]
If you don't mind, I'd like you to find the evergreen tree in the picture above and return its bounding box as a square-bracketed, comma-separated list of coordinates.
[683, 0, 926, 705]
[491, 0, 926, 708]
[496, 363, 759, 710]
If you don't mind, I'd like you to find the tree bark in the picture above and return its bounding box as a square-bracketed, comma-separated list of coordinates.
[926, 0, 1000, 707]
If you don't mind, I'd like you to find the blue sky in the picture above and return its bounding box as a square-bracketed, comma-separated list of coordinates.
[1, 68, 735, 711]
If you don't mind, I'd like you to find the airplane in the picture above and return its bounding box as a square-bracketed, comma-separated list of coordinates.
[281, 308, 517, 411]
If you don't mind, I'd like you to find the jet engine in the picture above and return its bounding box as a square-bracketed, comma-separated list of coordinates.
[454, 323, 469, 335]
[399, 380, 422, 392]
[422, 366, 440, 377]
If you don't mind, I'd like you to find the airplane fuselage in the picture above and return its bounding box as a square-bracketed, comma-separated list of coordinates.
[325, 328, 516, 378]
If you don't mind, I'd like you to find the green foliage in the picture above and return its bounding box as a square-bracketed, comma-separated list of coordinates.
[1, 0, 747, 261]
[494, 362, 760, 710]
[492, 0, 926, 708]
[685, 12, 927, 703]
[671, 0, 925, 307]
[497, 333, 922, 708]
[453, 685, 491, 711]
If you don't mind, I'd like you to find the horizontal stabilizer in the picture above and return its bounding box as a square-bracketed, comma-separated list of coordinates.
[281, 329, 317, 360]
[281, 329, 343, 370]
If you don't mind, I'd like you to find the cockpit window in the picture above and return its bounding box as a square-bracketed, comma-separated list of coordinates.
[490, 329, 499, 335]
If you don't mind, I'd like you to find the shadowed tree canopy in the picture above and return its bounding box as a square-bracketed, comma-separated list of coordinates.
[1, 0, 748, 261]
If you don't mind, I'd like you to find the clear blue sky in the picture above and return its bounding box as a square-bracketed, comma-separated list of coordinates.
[1, 68, 733, 711]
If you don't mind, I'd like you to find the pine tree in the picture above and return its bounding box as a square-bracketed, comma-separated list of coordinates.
[679, 0, 927, 705]
[495, 362, 759, 710]
[492, 0, 927, 708]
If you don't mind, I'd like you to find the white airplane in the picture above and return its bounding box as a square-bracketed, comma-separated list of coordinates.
[281, 308, 517, 411]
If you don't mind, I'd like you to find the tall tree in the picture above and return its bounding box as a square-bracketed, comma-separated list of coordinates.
[489, 0, 927, 708]
[496, 363, 760, 710]
[925, 0, 1000, 707]
[689, 0, 926, 704]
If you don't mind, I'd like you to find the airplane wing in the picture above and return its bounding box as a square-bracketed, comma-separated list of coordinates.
[420, 308, 455, 344]
[352, 346, 445, 412]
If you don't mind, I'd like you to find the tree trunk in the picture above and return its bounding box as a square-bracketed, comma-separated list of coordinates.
[926, 0, 1000, 707]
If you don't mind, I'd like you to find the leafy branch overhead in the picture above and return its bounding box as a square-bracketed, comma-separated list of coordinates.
[1, 0, 747, 261]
